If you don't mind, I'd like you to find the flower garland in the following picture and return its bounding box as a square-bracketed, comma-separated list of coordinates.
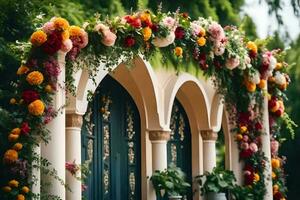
[0, 9, 295, 200]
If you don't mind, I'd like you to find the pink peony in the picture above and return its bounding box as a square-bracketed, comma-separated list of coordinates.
[190, 22, 201, 36]
[101, 30, 117, 46]
[208, 22, 225, 41]
[42, 22, 55, 34]
[162, 16, 177, 31]
[61, 39, 73, 53]
[249, 143, 258, 153]
[225, 57, 240, 70]
[241, 142, 249, 150]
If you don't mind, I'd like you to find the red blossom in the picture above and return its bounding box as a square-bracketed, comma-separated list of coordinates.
[175, 27, 185, 39]
[21, 122, 30, 135]
[238, 112, 251, 125]
[124, 36, 136, 47]
[255, 122, 263, 131]
[273, 192, 283, 200]
[22, 90, 40, 104]
[240, 149, 253, 159]
[244, 172, 255, 185]
[150, 24, 159, 32]
[42, 31, 62, 55]
[124, 15, 141, 28]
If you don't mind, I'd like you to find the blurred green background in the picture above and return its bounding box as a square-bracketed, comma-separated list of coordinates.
[0, 0, 299, 199]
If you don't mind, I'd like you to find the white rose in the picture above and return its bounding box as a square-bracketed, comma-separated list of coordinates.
[274, 72, 286, 85]
[249, 70, 261, 84]
[269, 56, 277, 70]
[152, 32, 175, 47]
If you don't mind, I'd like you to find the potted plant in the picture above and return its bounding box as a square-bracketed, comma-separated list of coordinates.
[150, 165, 191, 200]
[195, 167, 236, 200]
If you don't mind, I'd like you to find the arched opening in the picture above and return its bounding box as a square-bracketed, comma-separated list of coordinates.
[81, 75, 141, 200]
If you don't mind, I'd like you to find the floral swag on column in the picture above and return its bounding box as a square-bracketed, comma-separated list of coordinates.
[0, 8, 296, 200]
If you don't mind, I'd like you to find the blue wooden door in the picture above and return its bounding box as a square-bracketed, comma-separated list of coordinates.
[81, 76, 141, 200]
[167, 99, 192, 199]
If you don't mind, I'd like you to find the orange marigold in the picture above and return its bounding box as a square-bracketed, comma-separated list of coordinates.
[21, 186, 30, 194]
[142, 27, 152, 41]
[174, 47, 183, 57]
[28, 100, 45, 116]
[17, 194, 25, 200]
[8, 180, 19, 188]
[26, 71, 44, 85]
[17, 65, 30, 75]
[197, 37, 206, 46]
[8, 134, 19, 142]
[254, 173, 260, 182]
[246, 41, 258, 54]
[53, 17, 70, 31]
[13, 143, 23, 151]
[11, 128, 21, 135]
[272, 158, 281, 169]
[3, 149, 18, 164]
[69, 25, 82, 37]
[2, 186, 12, 193]
[30, 30, 47, 46]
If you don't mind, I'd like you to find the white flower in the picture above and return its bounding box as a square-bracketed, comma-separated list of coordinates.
[152, 32, 175, 47]
[269, 56, 277, 70]
[94, 23, 109, 32]
[249, 70, 261, 84]
[274, 72, 287, 85]
[162, 16, 177, 31]
[214, 46, 225, 56]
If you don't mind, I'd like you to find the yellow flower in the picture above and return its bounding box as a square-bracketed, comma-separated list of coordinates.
[13, 143, 23, 151]
[258, 79, 266, 89]
[21, 186, 30, 194]
[61, 30, 70, 41]
[53, 17, 70, 31]
[8, 134, 19, 142]
[197, 37, 206, 46]
[30, 30, 47, 46]
[8, 180, 19, 188]
[273, 184, 279, 192]
[174, 47, 183, 57]
[142, 27, 152, 41]
[26, 71, 44, 85]
[17, 194, 25, 200]
[275, 62, 283, 70]
[69, 25, 82, 37]
[240, 126, 247, 134]
[199, 27, 206, 37]
[2, 186, 12, 193]
[272, 171, 277, 179]
[272, 158, 281, 169]
[235, 134, 243, 141]
[10, 98, 17, 104]
[11, 128, 21, 135]
[246, 41, 257, 54]
[28, 100, 45, 116]
[140, 11, 151, 22]
[254, 173, 260, 182]
[17, 65, 30, 75]
[3, 149, 18, 164]
[45, 84, 53, 93]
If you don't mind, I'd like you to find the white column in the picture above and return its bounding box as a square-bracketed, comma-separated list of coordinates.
[149, 130, 170, 171]
[41, 52, 66, 199]
[66, 114, 83, 200]
[262, 91, 273, 200]
[32, 145, 41, 197]
[201, 130, 218, 172]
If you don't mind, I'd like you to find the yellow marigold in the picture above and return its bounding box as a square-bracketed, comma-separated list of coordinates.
[11, 128, 21, 135]
[235, 134, 243, 141]
[28, 100, 45, 116]
[53, 17, 70, 31]
[246, 41, 258, 54]
[142, 27, 152, 41]
[30, 30, 47, 46]
[197, 37, 206, 46]
[8, 180, 19, 188]
[174, 47, 183, 57]
[2, 186, 12, 193]
[26, 71, 44, 85]
[254, 173, 260, 182]
[3, 149, 18, 163]
[258, 79, 266, 89]
[272, 171, 277, 179]
[140, 11, 151, 22]
[272, 158, 281, 169]
[69, 25, 82, 37]
[17, 65, 30, 75]
[240, 126, 247, 134]
[13, 143, 23, 151]
[199, 27, 206, 37]
[21, 186, 30, 194]
[8, 134, 19, 142]
[273, 184, 279, 192]
[10, 98, 17, 105]
[61, 30, 70, 41]
[45, 84, 53, 93]
[17, 194, 25, 200]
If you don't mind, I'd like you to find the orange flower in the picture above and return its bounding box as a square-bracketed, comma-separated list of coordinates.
[140, 11, 151, 22]
[199, 27, 206, 37]
[246, 41, 257, 54]
[272, 158, 281, 169]
[275, 62, 283, 70]
[273, 184, 279, 192]
[258, 79, 266, 89]
[21, 186, 30, 194]
[8, 180, 19, 188]
[10, 98, 17, 104]
[254, 173, 260, 182]
[174, 47, 183, 57]
[11, 128, 21, 135]
[235, 134, 243, 141]
[197, 37, 206, 46]
[53, 17, 70, 31]
[17, 65, 30, 75]
[30, 30, 47, 46]
[3, 149, 18, 164]
[13, 143, 23, 151]
[246, 81, 256, 92]
[272, 171, 277, 179]
[17, 194, 25, 200]
[28, 100, 45, 116]
[61, 30, 70, 41]
[8, 134, 19, 142]
[45, 84, 53, 93]
[26, 71, 44, 85]
[240, 126, 247, 134]
[69, 26, 82, 37]
[2, 186, 12, 193]
[142, 27, 152, 41]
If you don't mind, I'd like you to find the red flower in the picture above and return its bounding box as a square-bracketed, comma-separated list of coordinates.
[238, 112, 251, 125]
[255, 122, 263, 131]
[273, 192, 283, 200]
[249, 51, 257, 59]
[22, 90, 40, 104]
[244, 172, 255, 185]
[42, 31, 62, 55]
[151, 24, 159, 32]
[21, 122, 30, 135]
[182, 12, 189, 18]
[240, 149, 253, 159]
[124, 36, 136, 48]
[244, 164, 255, 173]
[175, 27, 185, 39]
[124, 15, 141, 28]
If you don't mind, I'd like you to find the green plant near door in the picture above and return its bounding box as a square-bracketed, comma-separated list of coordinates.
[150, 165, 191, 199]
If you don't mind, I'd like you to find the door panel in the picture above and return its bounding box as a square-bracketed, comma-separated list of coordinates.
[82, 76, 141, 200]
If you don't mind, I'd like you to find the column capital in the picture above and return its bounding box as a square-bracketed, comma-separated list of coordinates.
[200, 130, 218, 141]
[66, 113, 83, 128]
[149, 130, 171, 141]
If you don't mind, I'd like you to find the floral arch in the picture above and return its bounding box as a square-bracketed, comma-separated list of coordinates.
[0, 8, 294, 200]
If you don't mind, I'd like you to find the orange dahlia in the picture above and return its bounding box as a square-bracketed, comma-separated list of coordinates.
[28, 100, 45, 116]
[30, 30, 47, 46]
[3, 149, 18, 164]
[26, 71, 44, 85]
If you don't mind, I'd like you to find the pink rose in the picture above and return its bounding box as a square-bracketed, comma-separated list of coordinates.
[208, 22, 225, 41]
[42, 22, 55, 34]
[241, 142, 249, 150]
[243, 135, 249, 142]
[78, 30, 88, 49]
[249, 143, 258, 153]
[61, 39, 73, 52]
[226, 57, 240, 70]
[162, 16, 177, 31]
[101, 30, 117, 47]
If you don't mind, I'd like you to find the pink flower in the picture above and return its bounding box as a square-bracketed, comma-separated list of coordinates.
[61, 39, 73, 53]
[271, 140, 279, 155]
[65, 160, 79, 176]
[101, 30, 117, 46]
[214, 45, 225, 56]
[226, 57, 240, 70]
[79, 30, 88, 49]
[243, 135, 249, 142]
[208, 22, 225, 41]
[249, 143, 258, 152]
[42, 22, 55, 34]
[241, 142, 249, 150]
[190, 22, 201, 36]
[162, 16, 176, 30]
[21, 122, 31, 136]
[44, 57, 61, 79]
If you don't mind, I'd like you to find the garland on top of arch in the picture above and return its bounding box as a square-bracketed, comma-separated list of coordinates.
[0, 7, 297, 200]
